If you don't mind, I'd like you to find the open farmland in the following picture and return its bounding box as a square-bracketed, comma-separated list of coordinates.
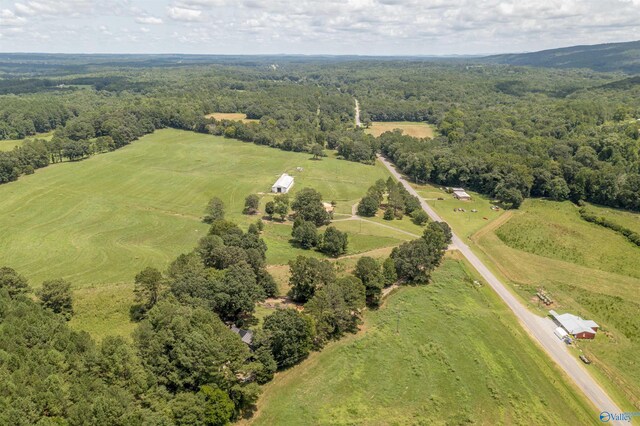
[0, 128, 404, 339]
[247, 258, 596, 425]
[423, 193, 640, 410]
[205, 112, 259, 123]
[0, 131, 54, 152]
[365, 121, 435, 138]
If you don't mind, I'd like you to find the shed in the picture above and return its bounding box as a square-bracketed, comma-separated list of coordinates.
[453, 190, 471, 200]
[272, 173, 294, 194]
[230, 325, 254, 345]
[549, 310, 598, 339]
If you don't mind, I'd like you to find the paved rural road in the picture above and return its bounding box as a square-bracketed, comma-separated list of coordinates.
[377, 154, 625, 423]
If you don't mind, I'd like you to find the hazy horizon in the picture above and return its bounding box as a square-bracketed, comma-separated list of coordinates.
[1, 0, 639, 56]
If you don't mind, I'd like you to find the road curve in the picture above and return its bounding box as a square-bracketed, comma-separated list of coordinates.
[377, 154, 624, 423]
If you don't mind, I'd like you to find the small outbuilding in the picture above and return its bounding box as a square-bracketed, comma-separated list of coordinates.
[451, 187, 471, 200]
[549, 310, 599, 339]
[272, 173, 294, 194]
[230, 325, 254, 345]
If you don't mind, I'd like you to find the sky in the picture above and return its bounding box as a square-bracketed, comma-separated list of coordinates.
[0, 0, 639, 55]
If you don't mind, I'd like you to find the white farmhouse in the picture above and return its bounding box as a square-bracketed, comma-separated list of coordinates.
[272, 173, 294, 194]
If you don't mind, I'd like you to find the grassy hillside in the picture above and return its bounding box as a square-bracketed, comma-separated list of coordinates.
[407, 182, 640, 410]
[484, 39, 640, 73]
[0, 129, 407, 339]
[248, 258, 596, 425]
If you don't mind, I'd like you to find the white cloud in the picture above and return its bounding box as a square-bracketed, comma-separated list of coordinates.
[0, 9, 27, 26]
[167, 6, 204, 22]
[136, 16, 163, 25]
[2, 0, 640, 54]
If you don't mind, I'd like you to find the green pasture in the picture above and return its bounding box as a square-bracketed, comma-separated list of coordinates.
[248, 259, 597, 425]
[0, 129, 399, 339]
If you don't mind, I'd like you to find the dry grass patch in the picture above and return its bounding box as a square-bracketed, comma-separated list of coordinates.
[205, 112, 259, 123]
[365, 121, 435, 138]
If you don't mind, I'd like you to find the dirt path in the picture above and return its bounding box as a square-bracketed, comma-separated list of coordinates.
[377, 154, 623, 422]
[354, 99, 362, 128]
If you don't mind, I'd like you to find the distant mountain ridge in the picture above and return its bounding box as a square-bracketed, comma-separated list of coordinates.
[484, 40, 640, 74]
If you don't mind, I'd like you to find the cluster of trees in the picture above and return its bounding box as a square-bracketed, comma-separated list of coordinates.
[287, 187, 347, 257]
[356, 178, 424, 223]
[265, 194, 290, 221]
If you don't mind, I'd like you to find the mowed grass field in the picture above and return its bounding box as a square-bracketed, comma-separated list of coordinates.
[0, 128, 405, 339]
[365, 121, 435, 138]
[247, 258, 596, 425]
[0, 131, 54, 152]
[422, 192, 640, 410]
[205, 112, 259, 123]
[414, 182, 506, 238]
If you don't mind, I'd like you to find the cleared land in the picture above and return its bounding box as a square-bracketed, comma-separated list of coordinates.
[365, 121, 435, 138]
[0, 131, 54, 152]
[205, 112, 259, 123]
[248, 258, 596, 425]
[0, 129, 405, 339]
[415, 184, 640, 410]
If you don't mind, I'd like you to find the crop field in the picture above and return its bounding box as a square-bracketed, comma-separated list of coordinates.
[247, 258, 596, 425]
[365, 121, 435, 138]
[0, 129, 406, 339]
[205, 112, 259, 123]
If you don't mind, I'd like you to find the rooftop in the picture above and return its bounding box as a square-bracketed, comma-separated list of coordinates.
[549, 310, 598, 335]
[273, 173, 294, 188]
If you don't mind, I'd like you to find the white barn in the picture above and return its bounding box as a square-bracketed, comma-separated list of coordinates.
[272, 173, 294, 194]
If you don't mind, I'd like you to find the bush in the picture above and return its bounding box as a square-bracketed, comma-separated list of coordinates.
[412, 210, 429, 226]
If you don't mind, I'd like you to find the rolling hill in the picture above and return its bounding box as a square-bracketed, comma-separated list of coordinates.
[484, 40, 640, 74]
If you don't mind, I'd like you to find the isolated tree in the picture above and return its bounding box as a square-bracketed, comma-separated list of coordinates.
[0, 266, 30, 297]
[354, 257, 384, 306]
[262, 309, 314, 368]
[265, 201, 276, 219]
[134, 267, 164, 312]
[311, 144, 324, 160]
[319, 226, 348, 257]
[288, 256, 336, 302]
[291, 219, 319, 249]
[255, 219, 265, 233]
[274, 202, 289, 221]
[37, 279, 73, 319]
[204, 197, 225, 223]
[412, 210, 429, 226]
[291, 188, 330, 226]
[243, 194, 260, 215]
[357, 194, 380, 217]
